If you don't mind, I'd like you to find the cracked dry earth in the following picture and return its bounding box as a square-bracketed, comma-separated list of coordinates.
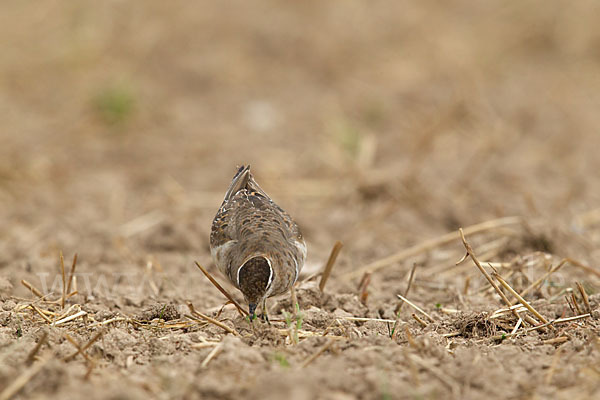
[2, 1, 600, 399]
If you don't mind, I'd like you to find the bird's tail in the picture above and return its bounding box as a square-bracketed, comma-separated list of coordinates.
[223, 165, 251, 202]
[223, 165, 270, 203]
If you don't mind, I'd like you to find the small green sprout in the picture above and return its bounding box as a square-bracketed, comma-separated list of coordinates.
[158, 304, 167, 320]
[93, 85, 136, 126]
[272, 352, 290, 368]
[283, 305, 303, 344]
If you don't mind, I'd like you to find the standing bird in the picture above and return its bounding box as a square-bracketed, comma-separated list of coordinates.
[210, 165, 307, 319]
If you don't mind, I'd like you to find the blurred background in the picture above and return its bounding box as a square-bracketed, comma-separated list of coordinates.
[3, 3, 600, 398]
[1, 0, 599, 279]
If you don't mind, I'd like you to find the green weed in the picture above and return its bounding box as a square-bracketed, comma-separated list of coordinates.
[93, 85, 135, 126]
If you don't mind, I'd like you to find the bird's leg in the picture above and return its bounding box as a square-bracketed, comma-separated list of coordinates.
[259, 299, 270, 324]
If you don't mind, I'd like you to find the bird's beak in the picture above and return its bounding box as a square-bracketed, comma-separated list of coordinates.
[249, 303, 257, 319]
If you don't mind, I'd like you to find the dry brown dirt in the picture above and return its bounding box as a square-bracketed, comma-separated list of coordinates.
[1, 1, 600, 399]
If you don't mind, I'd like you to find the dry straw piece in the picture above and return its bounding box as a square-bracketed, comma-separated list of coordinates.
[392, 263, 417, 340]
[21, 280, 43, 298]
[60, 252, 66, 309]
[542, 337, 569, 346]
[64, 334, 94, 364]
[493, 272, 549, 325]
[490, 313, 591, 340]
[29, 304, 52, 324]
[412, 313, 428, 328]
[53, 310, 87, 326]
[357, 272, 371, 305]
[458, 229, 524, 322]
[26, 331, 48, 365]
[187, 303, 239, 336]
[396, 294, 435, 323]
[0, 356, 51, 400]
[200, 343, 223, 368]
[64, 330, 105, 362]
[66, 253, 78, 294]
[518, 259, 567, 299]
[342, 316, 396, 323]
[344, 216, 522, 279]
[301, 338, 335, 368]
[319, 241, 343, 292]
[575, 282, 591, 314]
[194, 261, 248, 316]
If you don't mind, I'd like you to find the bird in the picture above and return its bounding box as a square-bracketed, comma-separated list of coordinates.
[210, 165, 307, 319]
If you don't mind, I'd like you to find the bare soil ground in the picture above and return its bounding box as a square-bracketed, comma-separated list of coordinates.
[1, 1, 600, 399]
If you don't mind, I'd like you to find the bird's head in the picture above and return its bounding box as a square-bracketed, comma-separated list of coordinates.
[237, 256, 274, 318]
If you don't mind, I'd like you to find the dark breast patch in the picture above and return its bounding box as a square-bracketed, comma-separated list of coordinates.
[238, 257, 273, 303]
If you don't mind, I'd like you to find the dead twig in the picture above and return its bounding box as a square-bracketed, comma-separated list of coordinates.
[341, 316, 396, 323]
[519, 259, 567, 299]
[357, 272, 371, 305]
[192, 342, 220, 349]
[60, 252, 66, 309]
[493, 272, 549, 325]
[412, 313, 428, 328]
[511, 318, 523, 335]
[64, 330, 104, 362]
[395, 264, 418, 315]
[64, 334, 93, 363]
[200, 343, 223, 368]
[491, 314, 591, 340]
[437, 236, 511, 277]
[542, 336, 569, 346]
[344, 216, 521, 279]
[88, 316, 128, 328]
[29, 304, 52, 324]
[66, 253, 78, 294]
[0, 356, 51, 400]
[575, 282, 591, 314]
[119, 210, 165, 238]
[187, 303, 239, 336]
[565, 292, 577, 315]
[194, 261, 247, 316]
[563, 258, 600, 279]
[463, 276, 471, 295]
[53, 310, 87, 326]
[570, 292, 582, 315]
[301, 338, 335, 368]
[392, 264, 417, 339]
[459, 229, 522, 321]
[405, 327, 419, 348]
[26, 331, 48, 365]
[21, 280, 43, 299]
[319, 241, 343, 292]
[396, 294, 435, 323]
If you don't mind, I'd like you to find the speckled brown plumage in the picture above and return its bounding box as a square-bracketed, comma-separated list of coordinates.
[210, 165, 306, 316]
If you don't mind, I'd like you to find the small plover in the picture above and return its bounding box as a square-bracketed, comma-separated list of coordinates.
[210, 165, 306, 319]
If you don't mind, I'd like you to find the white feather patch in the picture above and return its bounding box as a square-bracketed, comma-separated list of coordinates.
[211, 240, 236, 276]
